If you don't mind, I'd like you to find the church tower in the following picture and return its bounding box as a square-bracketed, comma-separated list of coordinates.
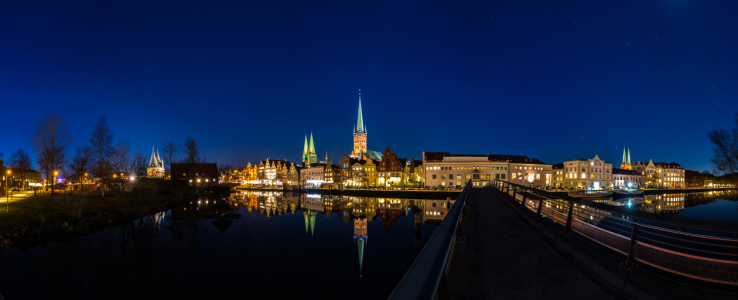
[147, 146, 165, 178]
[620, 146, 632, 170]
[352, 90, 367, 159]
[302, 132, 317, 166]
[308, 132, 317, 164]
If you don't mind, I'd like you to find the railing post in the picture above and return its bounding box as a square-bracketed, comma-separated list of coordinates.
[564, 202, 574, 234]
[521, 191, 527, 207]
[512, 186, 516, 201]
[536, 198, 543, 216]
[622, 218, 638, 269]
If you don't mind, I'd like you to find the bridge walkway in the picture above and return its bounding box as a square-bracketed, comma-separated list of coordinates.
[446, 187, 734, 300]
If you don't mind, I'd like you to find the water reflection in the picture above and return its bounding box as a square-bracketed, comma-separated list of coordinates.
[0, 191, 455, 300]
[588, 190, 738, 222]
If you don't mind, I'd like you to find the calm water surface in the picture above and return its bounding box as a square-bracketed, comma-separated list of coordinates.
[0, 191, 453, 300]
[595, 190, 738, 223]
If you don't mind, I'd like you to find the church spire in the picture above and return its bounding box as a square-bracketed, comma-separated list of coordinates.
[622, 146, 626, 164]
[355, 90, 365, 133]
[148, 146, 158, 168]
[309, 131, 315, 154]
[627, 147, 631, 165]
[303, 134, 308, 156]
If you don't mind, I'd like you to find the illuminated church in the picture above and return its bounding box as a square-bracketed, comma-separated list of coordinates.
[147, 146, 165, 178]
[302, 132, 317, 166]
[350, 90, 383, 161]
[620, 146, 632, 170]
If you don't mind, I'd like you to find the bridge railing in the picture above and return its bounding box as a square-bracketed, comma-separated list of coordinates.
[388, 180, 472, 300]
[491, 179, 738, 285]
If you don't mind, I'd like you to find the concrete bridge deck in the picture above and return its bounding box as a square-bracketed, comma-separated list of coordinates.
[446, 187, 737, 300]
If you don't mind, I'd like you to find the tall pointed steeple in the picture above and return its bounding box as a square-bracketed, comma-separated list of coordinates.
[627, 147, 631, 165]
[622, 146, 627, 164]
[309, 131, 315, 154]
[148, 146, 158, 168]
[303, 134, 308, 156]
[355, 90, 365, 133]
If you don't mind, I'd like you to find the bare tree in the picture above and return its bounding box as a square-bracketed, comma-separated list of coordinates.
[68, 147, 93, 192]
[707, 113, 738, 187]
[218, 164, 234, 175]
[182, 136, 204, 165]
[161, 140, 179, 175]
[90, 116, 115, 199]
[7, 149, 34, 191]
[131, 150, 148, 177]
[30, 113, 72, 196]
[181, 136, 205, 183]
[111, 139, 132, 175]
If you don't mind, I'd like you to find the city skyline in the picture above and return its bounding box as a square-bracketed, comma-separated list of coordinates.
[4, 1, 738, 172]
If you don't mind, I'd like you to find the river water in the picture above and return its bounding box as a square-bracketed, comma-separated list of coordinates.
[0, 191, 454, 300]
[593, 189, 738, 223]
[0, 190, 735, 299]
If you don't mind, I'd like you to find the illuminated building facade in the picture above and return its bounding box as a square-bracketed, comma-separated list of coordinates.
[424, 152, 550, 188]
[559, 155, 612, 189]
[147, 146, 165, 178]
[612, 168, 644, 188]
[632, 160, 685, 188]
[378, 147, 405, 187]
[349, 90, 383, 161]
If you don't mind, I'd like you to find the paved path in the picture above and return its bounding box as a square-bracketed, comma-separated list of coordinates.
[446, 187, 736, 300]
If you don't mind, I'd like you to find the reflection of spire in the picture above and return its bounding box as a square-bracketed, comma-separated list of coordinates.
[354, 217, 368, 278]
[304, 211, 309, 234]
[309, 212, 316, 236]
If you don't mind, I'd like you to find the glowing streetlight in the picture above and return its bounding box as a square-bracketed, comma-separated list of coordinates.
[6, 169, 11, 212]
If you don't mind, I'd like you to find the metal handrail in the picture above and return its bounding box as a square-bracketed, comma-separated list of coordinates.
[388, 180, 472, 300]
[497, 180, 738, 234]
[491, 179, 738, 285]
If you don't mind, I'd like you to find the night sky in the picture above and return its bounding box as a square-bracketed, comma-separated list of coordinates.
[2, 1, 738, 172]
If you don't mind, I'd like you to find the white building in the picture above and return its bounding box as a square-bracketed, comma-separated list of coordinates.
[612, 168, 645, 188]
[423, 152, 551, 188]
[632, 160, 685, 188]
[559, 155, 612, 189]
[299, 164, 326, 187]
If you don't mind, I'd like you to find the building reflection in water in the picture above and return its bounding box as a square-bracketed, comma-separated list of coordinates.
[229, 190, 456, 278]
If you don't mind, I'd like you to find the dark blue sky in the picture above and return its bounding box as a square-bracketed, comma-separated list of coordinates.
[2, 1, 737, 171]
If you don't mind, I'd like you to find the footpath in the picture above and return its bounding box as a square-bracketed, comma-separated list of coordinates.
[446, 187, 736, 300]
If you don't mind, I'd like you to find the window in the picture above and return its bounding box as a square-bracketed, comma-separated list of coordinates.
[449, 174, 454, 179]
[536, 174, 540, 180]
[466, 174, 471, 179]
[501, 174, 506, 179]
[432, 174, 436, 179]
[473, 174, 480, 179]
[442, 174, 446, 179]
[495, 174, 500, 179]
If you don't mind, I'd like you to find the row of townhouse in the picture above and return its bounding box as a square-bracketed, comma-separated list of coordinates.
[222, 150, 686, 190]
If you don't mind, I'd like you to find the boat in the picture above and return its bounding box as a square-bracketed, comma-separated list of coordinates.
[613, 188, 644, 195]
[568, 191, 612, 198]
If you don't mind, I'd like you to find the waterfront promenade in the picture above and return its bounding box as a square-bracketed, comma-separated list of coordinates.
[446, 187, 737, 300]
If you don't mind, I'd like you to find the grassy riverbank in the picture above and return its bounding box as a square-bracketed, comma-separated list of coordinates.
[0, 186, 229, 248]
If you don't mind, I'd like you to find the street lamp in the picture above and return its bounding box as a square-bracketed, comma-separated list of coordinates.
[6, 169, 10, 212]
